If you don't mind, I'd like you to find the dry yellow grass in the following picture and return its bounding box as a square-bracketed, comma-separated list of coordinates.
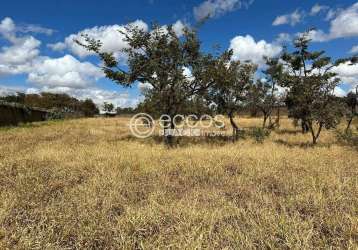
[0, 117, 357, 249]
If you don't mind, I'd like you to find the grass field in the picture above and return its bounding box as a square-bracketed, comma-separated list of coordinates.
[0, 117, 357, 249]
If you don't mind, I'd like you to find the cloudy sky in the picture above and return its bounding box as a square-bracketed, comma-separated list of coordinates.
[1, 0, 358, 107]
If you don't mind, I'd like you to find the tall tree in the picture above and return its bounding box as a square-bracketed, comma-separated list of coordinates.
[280, 31, 356, 144]
[208, 50, 257, 140]
[77, 23, 216, 145]
[262, 57, 285, 128]
[248, 80, 273, 128]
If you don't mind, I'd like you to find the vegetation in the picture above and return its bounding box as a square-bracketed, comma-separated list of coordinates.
[281, 31, 356, 144]
[0, 92, 99, 117]
[0, 116, 357, 249]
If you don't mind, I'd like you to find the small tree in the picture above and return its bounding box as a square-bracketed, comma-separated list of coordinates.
[262, 57, 284, 128]
[248, 80, 272, 128]
[103, 102, 115, 113]
[280, 31, 355, 144]
[81, 99, 99, 117]
[208, 50, 257, 140]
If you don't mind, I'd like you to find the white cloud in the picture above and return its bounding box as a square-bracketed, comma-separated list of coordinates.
[172, 20, 186, 37]
[47, 42, 66, 51]
[28, 55, 103, 88]
[193, 0, 253, 21]
[332, 61, 358, 86]
[333, 86, 346, 97]
[47, 20, 148, 61]
[229, 35, 282, 67]
[0, 18, 42, 76]
[310, 4, 329, 16]
[0, 17, 54, 38]
[305, 3, 358, 42]
[304, 29, 329, 42]
[275, 33, 292, 44]
[273, 9, 303, 26]
[350, 45, 358, 54]
[329, 3, 358, 39]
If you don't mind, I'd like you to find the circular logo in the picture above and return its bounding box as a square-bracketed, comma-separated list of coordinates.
[129, 113, 155, 138]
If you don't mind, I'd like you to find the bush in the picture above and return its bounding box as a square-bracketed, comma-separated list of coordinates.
[249, 127, 271, 143]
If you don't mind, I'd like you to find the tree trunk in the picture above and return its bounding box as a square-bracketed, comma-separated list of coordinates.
[229, 112, 239, 142]
[309, 122, 323, 145]
[262, 113, 268, 128]
[275, 106, 280, 128]
[301, 120, 309, 134]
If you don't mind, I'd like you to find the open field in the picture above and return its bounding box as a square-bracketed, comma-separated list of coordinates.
[0, 117, 357, 249]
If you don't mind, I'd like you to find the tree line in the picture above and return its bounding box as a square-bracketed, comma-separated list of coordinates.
[0, 92, 99, 118]
[77, 24, 358, 146]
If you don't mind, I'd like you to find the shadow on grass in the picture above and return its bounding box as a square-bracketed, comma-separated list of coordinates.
[273, 139, 334, 149]
[275, 129, 302, 135]
[120, 134, 237, 147]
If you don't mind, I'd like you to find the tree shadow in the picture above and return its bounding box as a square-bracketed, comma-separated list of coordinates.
[273, 139, 333, 148]
[120, 134, 237, 147]
[275, 129, 302, 135]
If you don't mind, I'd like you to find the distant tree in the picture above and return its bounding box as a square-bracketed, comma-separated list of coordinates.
[103, 102, 115, 113]
[208, 50, 257, 140]
[262, 57, 285, 128]
[81, 99, 99, 117]
[344, 88, 358, 133]
[0, 92, 25, 104]
[116, 106, 135, 115]
[248, 80, 272, 128]
[280, 31, 356, 144]
[77, 23, 216, 146]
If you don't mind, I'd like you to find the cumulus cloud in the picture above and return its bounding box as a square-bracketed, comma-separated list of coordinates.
[273, 9, 303, 26]
[300, 3, 358, 42]
[193, 0, 253, 21]
[0, 17, 102, 89]
[332, 61, 358, 86]
[0, 18, 42, 76]
[47, 20, 148, 60]
[329, 3, 358, 39]
[27, 55, 103, 88]
[229, 35, 282, 67]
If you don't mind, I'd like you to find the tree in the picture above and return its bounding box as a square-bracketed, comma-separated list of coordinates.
[262, 57, 285, 128]
[208, 50, 257, 140]
[344, 88, 357, 133]
[248, 80, 273, 128]
[103, 102, 115, 113]
[77, 23, 216, 146]
[280, 31, 355, 144]
[81, 99, 99, 117]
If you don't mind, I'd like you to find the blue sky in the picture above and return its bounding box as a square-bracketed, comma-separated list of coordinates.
[1, 0, 358, 107]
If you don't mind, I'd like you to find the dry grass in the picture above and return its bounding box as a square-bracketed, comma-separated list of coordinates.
[0, 117, 357, 249]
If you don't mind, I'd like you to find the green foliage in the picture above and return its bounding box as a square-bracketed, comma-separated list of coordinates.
[103, 102, 115, 113]
[281, 31, 354, 144]
[0, 92, 99, 117]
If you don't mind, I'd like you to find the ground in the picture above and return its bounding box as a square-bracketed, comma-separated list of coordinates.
[0, 117, 357, 249]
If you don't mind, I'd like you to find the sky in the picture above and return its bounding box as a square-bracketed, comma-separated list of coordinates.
[1, 0, 358, 108]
